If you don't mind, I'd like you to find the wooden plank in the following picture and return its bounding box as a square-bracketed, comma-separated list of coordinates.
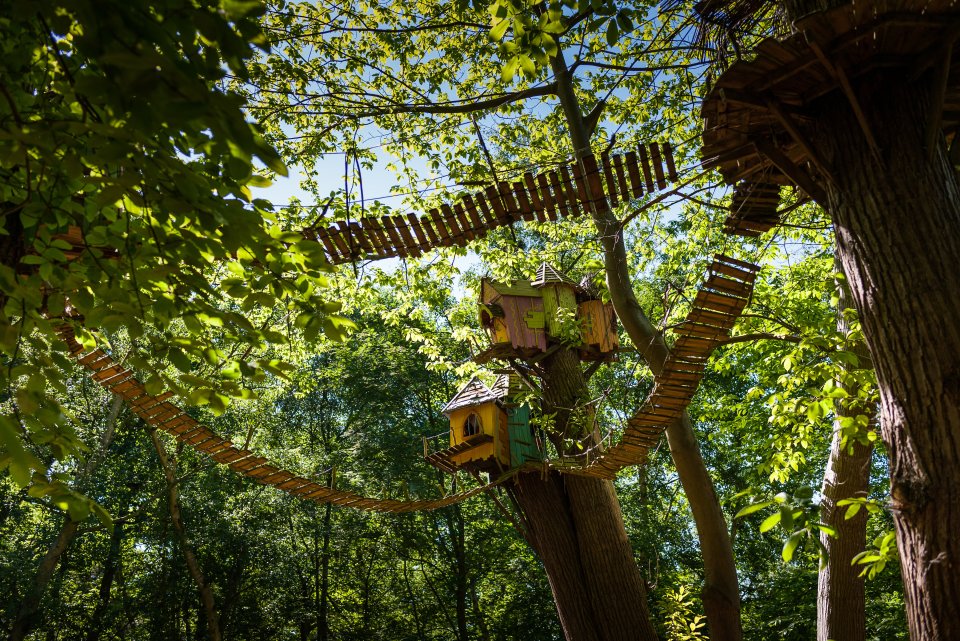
[641, 146, 659, 193]
[429, 208, 451, 244]
[327, 225, 353, 259]
[523, 173, 543, 218]
[380, 217, 408, 257]
[613, 153, 631, 199]
[452, 203, 476, 241]
[601, 152, 619, 207]
[462, 195, 485, 231]
[714, 253, 759, 272]
[418, 213, 441, 246]
[536, 172, 558, 221]
[548, 171, 570, 217]
[364, 217, 393, 257]
[558, 165, 580, 215]
[498, 182, 520, 222]
[350, 221, 375, 255]
[662, 141, 679, 182]
[513, 181, 535, 222]
[485, 185, 510, 225]
[624, 151, 645, 198]
[441, 203, 465, 240]
[357, 219, 385, 255]
[392, 215, 421, 254]
[571, 160, 591, 210]
[581, 154, 606, 211]
[473, 192, 498, 227]
[710, 261, 757, 282]
[649, 143, 667, 190]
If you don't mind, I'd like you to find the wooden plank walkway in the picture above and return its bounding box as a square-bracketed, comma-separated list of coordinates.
[304, 143, 678, 263]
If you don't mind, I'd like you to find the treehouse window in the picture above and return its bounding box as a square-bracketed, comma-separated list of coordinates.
[463, 413, 482, 438]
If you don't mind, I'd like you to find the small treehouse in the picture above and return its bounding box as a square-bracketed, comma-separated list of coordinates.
[424, 374, 541, 474]
[478, 262, 618, 363]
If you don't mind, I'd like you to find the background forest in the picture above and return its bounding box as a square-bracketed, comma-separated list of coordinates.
[1, 0, 938, 639]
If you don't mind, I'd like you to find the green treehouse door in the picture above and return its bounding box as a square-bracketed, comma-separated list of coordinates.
[507, 405, 541, 468]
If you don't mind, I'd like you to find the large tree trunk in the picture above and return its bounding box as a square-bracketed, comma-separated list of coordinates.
[512, 348, 659, 641]
[549, 46, 742, 641]
[817, 264, 874, 641]
[811, 67, 960, 640]
[149, 431, 221, 641]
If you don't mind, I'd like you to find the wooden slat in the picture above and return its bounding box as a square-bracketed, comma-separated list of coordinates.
[663, 141, 679, 182]
[429, 208, 451, 244]
[548, 170, 570, 217]
[498, 182, 520, 222]
[572, 160, 591, 210]
[650, 143, 667, 190]
[625, 151, 645, 198]
[418, 213, 441, 246]
[392, 215, 421, 254]
[485, 185, 510, 225]
[613, 153, 632, 199]
[462, 195, 485, 230]
[380, 217, 407, 257]
[513, 181, 535, 222]
[452, 203, 475, 241]
[441, 203, 465, 240]
[473, 192, 498, 227]
[558, 165, 580, 216]
[536, 172, 558, 221]
[523, 173, 543, 218]
[365, 217, 393, 257]
[601, 151, 619, 207]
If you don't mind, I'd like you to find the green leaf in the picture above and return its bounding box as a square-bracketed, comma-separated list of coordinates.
[735, 500, 773, 518]
[759, 512, 781, 533]
[782, 531, 803, 562]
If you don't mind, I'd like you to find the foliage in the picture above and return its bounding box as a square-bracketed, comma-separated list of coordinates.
[0, 0, 343, 511]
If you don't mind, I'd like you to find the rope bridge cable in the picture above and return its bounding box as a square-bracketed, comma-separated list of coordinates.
[55, 325, 521, 514]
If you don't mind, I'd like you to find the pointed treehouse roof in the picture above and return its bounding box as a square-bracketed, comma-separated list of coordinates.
[531, 262, 579, 289]
[442, 377, 500, 415]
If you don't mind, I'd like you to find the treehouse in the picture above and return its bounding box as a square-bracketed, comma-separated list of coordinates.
[477, 263, 619, 363]
[424, 375, 541, 473]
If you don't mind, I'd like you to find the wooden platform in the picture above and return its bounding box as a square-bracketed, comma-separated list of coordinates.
[701, 0, 960, 235]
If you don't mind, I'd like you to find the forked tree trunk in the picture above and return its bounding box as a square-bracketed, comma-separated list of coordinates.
[817, 265, 874, 641]
[511, 348, 658, 641]
[811, 68, 960, 640]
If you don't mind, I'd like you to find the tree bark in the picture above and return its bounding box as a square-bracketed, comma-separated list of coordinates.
[149, 431, 221, 641]
[511, 348, 659, 641]
[549, 46, 743, 641]
[810, 68, 960, 641]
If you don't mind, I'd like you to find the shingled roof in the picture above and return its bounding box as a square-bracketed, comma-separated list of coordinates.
[442, 377, 499, 415]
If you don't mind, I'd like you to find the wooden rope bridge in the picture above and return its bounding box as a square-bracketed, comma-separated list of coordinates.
[305, 142, 679, 263]
[59, 139, 759, 511]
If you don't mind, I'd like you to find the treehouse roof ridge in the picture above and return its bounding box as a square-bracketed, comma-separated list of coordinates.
[442, 376, 500, 415]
